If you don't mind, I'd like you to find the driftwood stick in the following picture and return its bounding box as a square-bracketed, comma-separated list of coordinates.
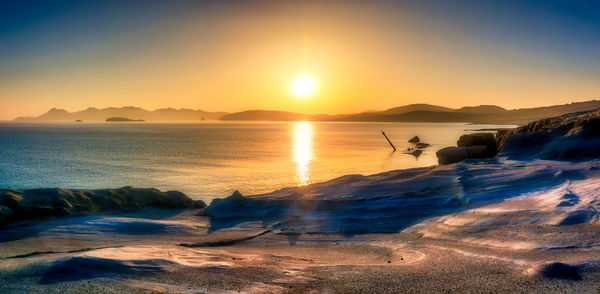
[381, 131, 396, 151]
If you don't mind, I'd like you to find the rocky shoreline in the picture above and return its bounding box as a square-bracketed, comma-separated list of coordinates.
[1, 109, 600, 292]
[0, 187, 205, 226]
[437, 107, 600, 164]
[5, 108, 600, 227]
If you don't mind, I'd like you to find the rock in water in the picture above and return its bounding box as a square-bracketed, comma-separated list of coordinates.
[465, 145, 490, 158]
[436, 147, 468, 164]
[408, 136, 420, 143]
[437, 132, 499, 164]
[457, 133, 496, 148]
[436, 145, 492, 164]
[410, 149, 423, 158]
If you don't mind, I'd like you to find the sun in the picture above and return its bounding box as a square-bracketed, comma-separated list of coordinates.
[290, 75, 316, 97]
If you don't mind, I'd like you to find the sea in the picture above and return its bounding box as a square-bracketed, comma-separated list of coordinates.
[0, 121, 514, 202]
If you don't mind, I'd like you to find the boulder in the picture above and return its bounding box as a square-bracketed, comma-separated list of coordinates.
[457, 133, 496, 147]
[408, 136, 420, 143]
[436, 145, 492, 164]
[436, 147, 468, 164]
[465, 145, 490, 159]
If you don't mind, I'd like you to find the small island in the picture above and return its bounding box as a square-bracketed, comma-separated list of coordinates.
[105, 117, 145, 122]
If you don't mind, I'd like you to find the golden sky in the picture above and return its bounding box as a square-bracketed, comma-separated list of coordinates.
[1, 1, 599, 120]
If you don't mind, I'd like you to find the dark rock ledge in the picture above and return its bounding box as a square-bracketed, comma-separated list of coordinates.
[0, 187, 205, 226]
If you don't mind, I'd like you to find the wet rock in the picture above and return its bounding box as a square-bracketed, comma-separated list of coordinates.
[457, 133, 496, 148]
[0, 187, 197, 226]
[436, 145, 493, 164]
[409, 149, 423, 158]
[408, 136, 420, 143]
[436, 147, 468, 164]
[465, 145, 491, 158]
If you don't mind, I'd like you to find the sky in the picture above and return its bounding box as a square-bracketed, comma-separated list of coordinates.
[1, 0, 600, 120]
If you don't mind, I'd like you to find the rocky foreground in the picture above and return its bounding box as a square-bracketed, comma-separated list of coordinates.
[1, 159, 599, 293]
[1, 109, 600, 293]
[0, 187, 205, 225]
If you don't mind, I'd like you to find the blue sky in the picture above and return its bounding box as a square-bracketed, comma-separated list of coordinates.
[1, 0, 599, 119]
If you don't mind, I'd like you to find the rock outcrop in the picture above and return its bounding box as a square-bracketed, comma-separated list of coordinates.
[204, 190, 284, 219]
[436, 145, 493, 164]
[437, 133, 498, 164]
[0, 187, 203, 225]
[437, 108, 600, 164]
[457, 133, 496, 149]
[496, 108, 600, 160]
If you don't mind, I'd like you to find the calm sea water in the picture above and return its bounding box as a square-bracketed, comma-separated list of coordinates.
[0, 121, 513, 202]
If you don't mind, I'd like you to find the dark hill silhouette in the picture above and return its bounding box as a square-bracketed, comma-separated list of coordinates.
[14, 100, 600, 125]
[220, 100, 600, 124]
[220, 110, 312, 121]
[105, 117, 144, 122]
[456, 105, 507, 113]
[379, 103, 455, 115]
[15, 107, 227, 121]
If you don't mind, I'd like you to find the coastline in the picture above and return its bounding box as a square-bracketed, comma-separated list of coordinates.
[2, 157, 600, 292]
[2, 109, 600, 292]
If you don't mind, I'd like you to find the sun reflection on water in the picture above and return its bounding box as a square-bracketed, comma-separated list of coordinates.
[292, 121, 313, 186]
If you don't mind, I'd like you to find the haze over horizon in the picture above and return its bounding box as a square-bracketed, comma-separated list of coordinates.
[2, 0, 600, 120]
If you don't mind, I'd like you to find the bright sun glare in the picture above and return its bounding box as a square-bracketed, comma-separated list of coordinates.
[291, 75, 316, 97]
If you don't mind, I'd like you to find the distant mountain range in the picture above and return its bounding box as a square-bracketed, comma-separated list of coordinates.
[15, 100, 600, 125]
[221, 100, 600, 125]
[14, 107, 227, 122]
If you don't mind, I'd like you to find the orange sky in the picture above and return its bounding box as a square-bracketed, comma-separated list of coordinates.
[1, 1, 600, 120]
